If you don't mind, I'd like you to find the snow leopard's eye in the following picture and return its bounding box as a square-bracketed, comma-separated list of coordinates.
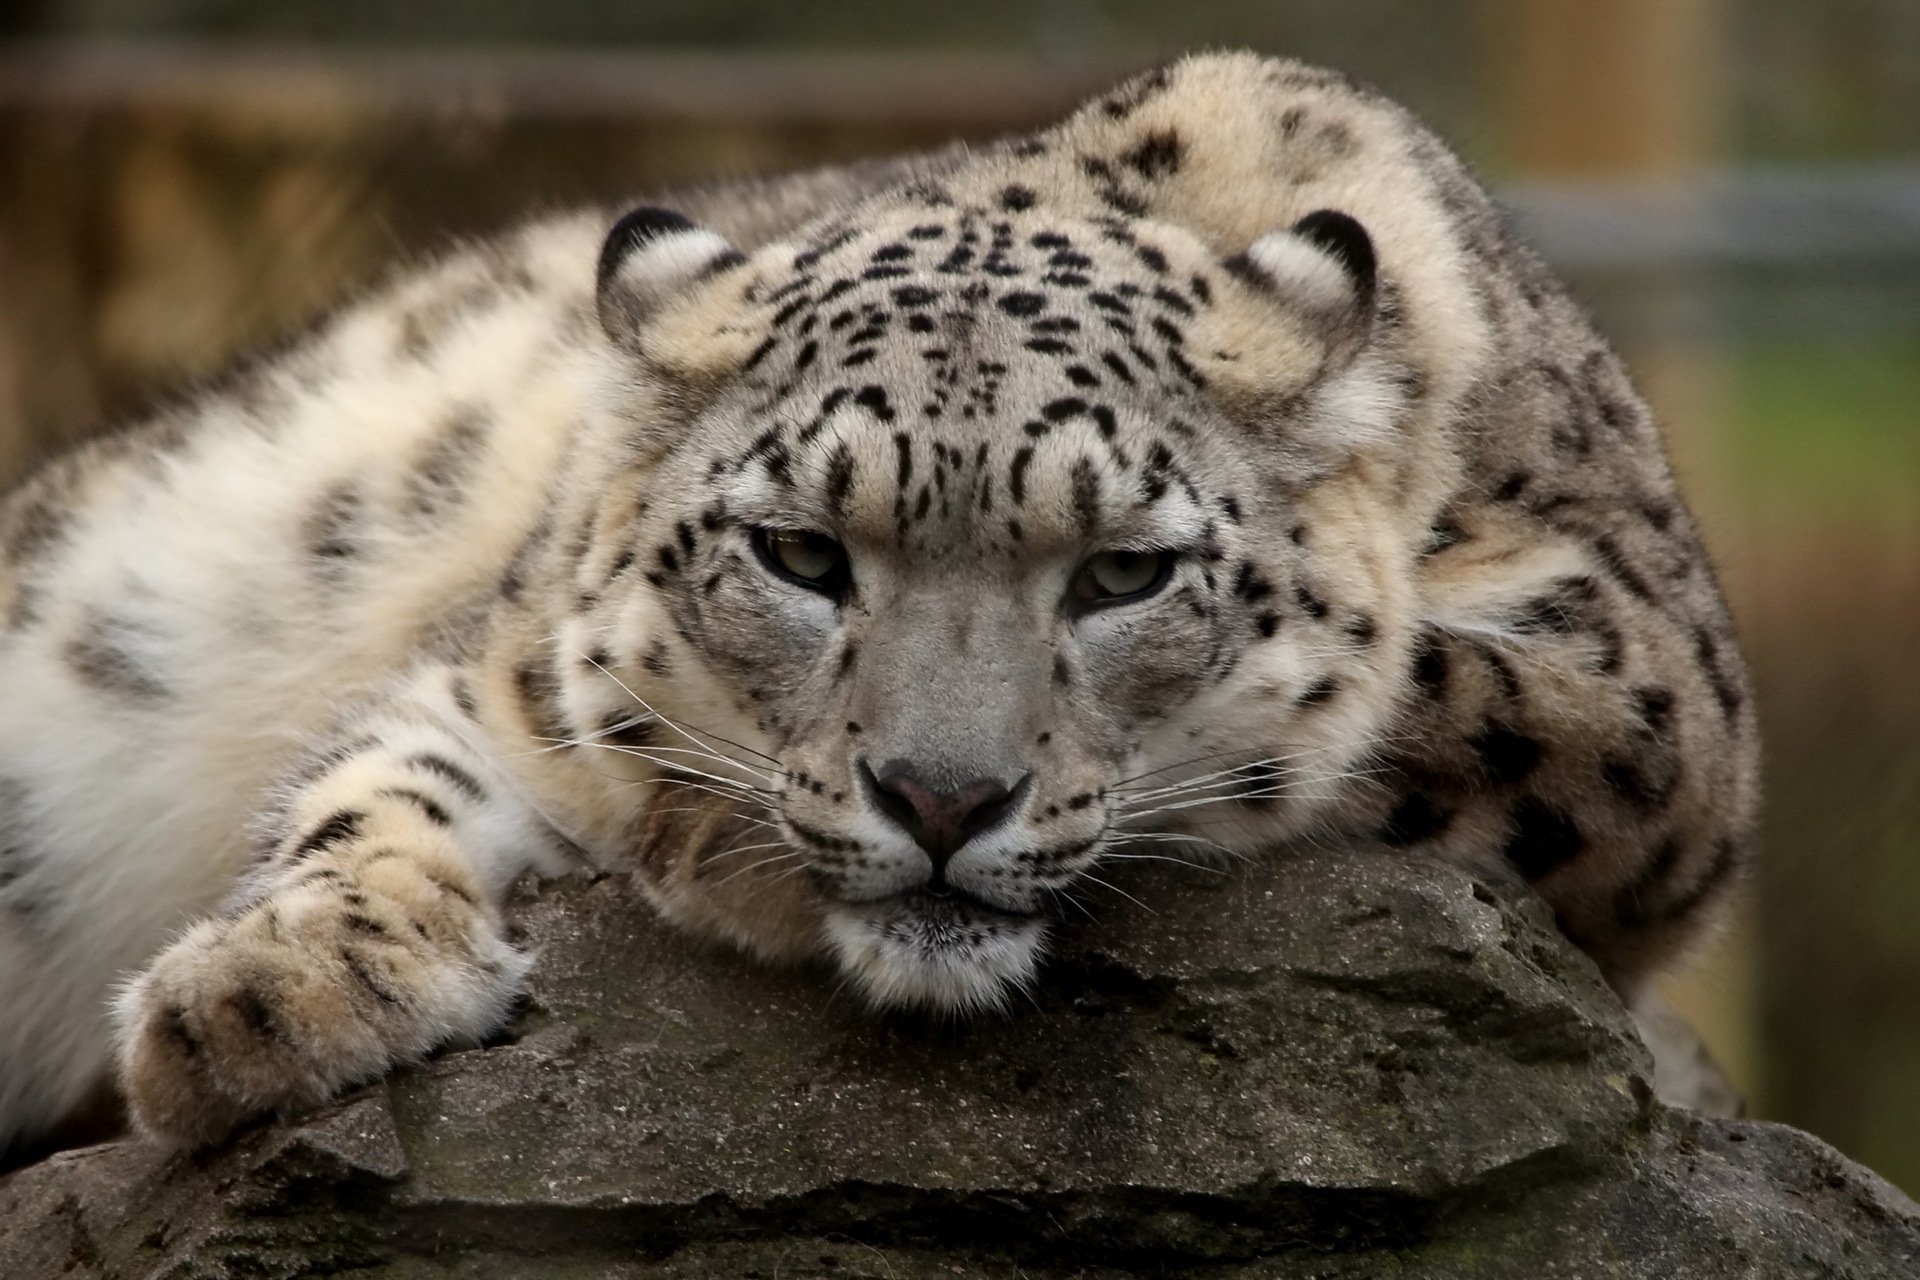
[752, 527, 851, 596]
[1071, 549, 1177, 607]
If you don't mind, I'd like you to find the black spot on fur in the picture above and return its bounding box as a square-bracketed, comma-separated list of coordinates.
[1298, 677, 1340, 706]
[345, 910, 389, 938]
[514, 655, 573, 745]
[1232, 561, 1273, 602]
[1602, 757, 1661, 812]
[407, 753, 487, 802]
[402, 408, 490, 522]
[1009, 447, 1035, 505]
[1422, 518, 1469, 556]
[0, 783, 45, 925]
[1612, 837, 1683, 927]
[1510, 576, 1601, 635]
[854, 385, 896, 422]
[1101, 65, 1170, 119]
[999, 184, 1038, 211]
[1480, 646, 1523, 701]
[1069, 458, 1101, 535]
[1122, 130, 1184, 179]
[1591, 535, 1657, 603]
[892, 433, 914, 494]
[290, 809, 365, 861]
[741, 335, 778, 372]
[156, 1004, 202, 1058]
[305, 482, 365, 571]
[824, 444, 857, 517]
[1380, 792, 1449, 846]
[589, 709, 651, 749]
[1504, 798, 1584, 879]
[343, 949, 405, 1005]
[228, 985, 290, 1044]
[449, 676, 478, 719]
[377, 787, 452, 827]
[1653, 836, 1743, 923]
[1411, 634, 1449, 696]
[65, 611, 169, 702]
[1473, 723, 1543, 785]
[4, 492, 74, 568]
[1693, 626, 1744, 720]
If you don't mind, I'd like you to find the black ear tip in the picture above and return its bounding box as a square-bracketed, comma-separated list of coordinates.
[1289, 209, 1376, 289]
[597, 205, 699, 289]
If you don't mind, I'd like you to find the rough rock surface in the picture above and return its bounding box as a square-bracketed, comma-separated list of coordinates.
[3, 850, 1915, 1278]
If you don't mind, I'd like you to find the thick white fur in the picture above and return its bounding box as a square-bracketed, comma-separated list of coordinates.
[0, 214, 608, 1150]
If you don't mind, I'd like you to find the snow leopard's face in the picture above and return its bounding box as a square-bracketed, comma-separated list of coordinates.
[576, 198, 1411, 1012]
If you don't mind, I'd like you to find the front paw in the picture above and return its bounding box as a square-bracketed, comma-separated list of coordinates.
[115, 871, 526, 1149]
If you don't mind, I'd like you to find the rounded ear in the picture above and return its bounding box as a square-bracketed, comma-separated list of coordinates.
[1225, 209, 1377, 356]
[594, 206, 747, 349]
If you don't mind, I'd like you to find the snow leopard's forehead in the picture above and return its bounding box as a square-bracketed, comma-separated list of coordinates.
[697, 203, 1276, 556]
[741, 202, 1228, 415]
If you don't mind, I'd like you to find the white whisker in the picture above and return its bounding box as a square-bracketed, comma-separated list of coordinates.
[709, 850, 808, 890]
[1077, 872, 1155, 914]
[573, 647, 780, 772]
[643, 806, 782, 832]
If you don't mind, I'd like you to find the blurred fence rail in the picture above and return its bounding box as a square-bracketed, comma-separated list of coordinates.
[1506, 166, 1920, 271]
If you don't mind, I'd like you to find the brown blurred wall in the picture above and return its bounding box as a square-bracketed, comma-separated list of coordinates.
[0, 48, 1124, 481]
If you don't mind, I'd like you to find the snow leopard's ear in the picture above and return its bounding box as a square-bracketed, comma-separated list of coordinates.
[594, 206, 748, 350]
[1225, 209, 1377, 361]
[1208, 210, 1396, 476]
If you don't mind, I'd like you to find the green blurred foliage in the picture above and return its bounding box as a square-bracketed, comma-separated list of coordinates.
[1728, 333, 1920, 513]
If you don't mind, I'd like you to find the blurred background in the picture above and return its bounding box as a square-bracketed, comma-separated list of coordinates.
[2, 0, 1916, 1193]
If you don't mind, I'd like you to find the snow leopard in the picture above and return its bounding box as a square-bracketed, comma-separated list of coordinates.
[0, 51, 1758, 1158]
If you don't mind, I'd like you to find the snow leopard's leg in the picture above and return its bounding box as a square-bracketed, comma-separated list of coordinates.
[114, 665, 568, 1148]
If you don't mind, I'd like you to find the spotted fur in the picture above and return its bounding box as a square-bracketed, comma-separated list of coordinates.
[0, 53, 1755, 1157]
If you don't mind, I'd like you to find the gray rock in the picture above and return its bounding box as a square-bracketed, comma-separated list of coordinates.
[2, 850, 1915, 1278]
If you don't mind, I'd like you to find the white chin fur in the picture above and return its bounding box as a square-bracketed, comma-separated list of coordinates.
[823, 901, 1048, 1015]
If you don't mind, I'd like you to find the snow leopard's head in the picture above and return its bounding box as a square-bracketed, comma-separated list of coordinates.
[556, 186, 1416, 1013]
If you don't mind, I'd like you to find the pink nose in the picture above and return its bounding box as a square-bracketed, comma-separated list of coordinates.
[862, 762, 1025, 871]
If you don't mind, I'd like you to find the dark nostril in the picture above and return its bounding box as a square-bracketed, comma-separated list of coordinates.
[860, 759, 925, 838]
[858, 760, 1032, 870]
[958, 775, 1027, 844]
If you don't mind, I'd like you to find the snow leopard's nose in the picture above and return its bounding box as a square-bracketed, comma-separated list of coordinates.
[859, 760, 1030, 875]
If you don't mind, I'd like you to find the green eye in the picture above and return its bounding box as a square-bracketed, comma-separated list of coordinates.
[752, 527, 851, 595]
[1072, 549, 1176, 606]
